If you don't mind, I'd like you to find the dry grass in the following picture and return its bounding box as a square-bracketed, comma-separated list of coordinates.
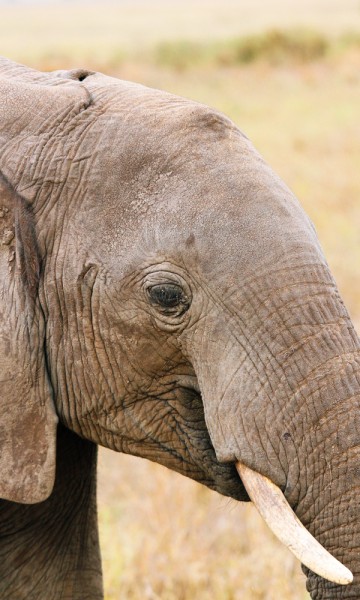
[98, 450, 309, 600]
[2, 1, 359, 598]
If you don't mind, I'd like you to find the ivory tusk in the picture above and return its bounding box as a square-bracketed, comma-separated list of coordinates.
[236, 462, 353, 585]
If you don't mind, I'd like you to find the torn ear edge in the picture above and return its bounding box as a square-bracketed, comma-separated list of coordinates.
[0, 173, 58, 504]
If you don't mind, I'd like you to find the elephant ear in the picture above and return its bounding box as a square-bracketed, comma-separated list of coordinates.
[0, 175, 58, 504]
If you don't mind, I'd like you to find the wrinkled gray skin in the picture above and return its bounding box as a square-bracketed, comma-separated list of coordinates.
[0, 58, 359, 600]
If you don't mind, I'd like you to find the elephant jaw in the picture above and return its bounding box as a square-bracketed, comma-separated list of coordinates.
[236, 463, 353, 586]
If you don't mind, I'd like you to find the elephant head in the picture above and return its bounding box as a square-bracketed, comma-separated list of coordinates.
[0, 58, 359, 599]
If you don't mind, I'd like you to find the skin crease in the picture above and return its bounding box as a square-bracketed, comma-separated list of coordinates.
[0, 59, 359, 599]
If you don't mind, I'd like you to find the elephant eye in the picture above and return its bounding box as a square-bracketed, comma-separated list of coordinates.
[147, 283, 189, 316]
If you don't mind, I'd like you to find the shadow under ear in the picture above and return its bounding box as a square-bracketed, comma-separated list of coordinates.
[0, 174, 58, 504]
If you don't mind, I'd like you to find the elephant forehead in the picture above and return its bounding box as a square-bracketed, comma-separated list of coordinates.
[78, 149, 322, 285]
[83, 71, 236, 135]
[67, 75, 324, 280]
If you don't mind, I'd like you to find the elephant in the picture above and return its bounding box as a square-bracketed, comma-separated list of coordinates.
[0, 56, 359, 600]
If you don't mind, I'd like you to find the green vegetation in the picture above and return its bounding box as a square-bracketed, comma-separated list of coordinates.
[154, 29, 330, 69]
[225, 29, 329, 64]
[1, 0, 360, 72]
[9, 27, 360, 72]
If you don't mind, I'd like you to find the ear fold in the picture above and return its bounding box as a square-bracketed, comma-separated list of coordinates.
[0, 175, 58, 503]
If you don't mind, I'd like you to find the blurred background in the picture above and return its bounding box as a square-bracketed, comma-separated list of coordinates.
[2, 0, 359, 597]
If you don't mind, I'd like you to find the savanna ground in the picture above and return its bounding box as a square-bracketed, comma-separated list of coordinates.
[2, 1, 359, 598]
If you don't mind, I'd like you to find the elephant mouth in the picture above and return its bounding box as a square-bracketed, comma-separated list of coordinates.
[236, 462, 353, 586]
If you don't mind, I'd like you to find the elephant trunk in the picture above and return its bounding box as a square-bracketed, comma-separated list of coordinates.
[303, 462, 360, 598]
[294, 349, 360, 597]
[185, 260, 360, 597]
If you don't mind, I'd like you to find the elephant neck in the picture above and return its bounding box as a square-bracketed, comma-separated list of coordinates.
[0, 425, 103, 599]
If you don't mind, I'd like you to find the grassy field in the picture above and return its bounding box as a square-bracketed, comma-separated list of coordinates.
[2, 1, 359, 598]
